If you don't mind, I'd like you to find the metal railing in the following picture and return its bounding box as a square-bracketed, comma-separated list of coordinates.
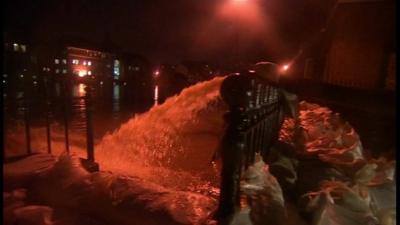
[216, 70, 285, 224]
[3, 77, 98, 171]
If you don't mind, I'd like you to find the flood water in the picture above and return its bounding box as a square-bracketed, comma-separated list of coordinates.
[3, 81, 155, 146]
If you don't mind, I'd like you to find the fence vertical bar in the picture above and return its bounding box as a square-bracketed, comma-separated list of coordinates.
[44, 77, 52, 154]
[63, 80, 70, 153]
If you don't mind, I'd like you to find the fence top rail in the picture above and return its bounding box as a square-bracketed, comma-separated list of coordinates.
[220, 70, 282, 112]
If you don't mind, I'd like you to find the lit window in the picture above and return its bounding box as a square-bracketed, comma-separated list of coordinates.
[20, 45, 27, 52]
[62, 59, 67, 64]
[3, 74, 8, 78]
[72, 59, 79, 65]
[43, 67, 46, 71]
[63, 69, 67, 74]
[32, 75, 37, 79]
[13, 43, 19, 51]
[55, 59, 60, 64]
[83, 61, 87, 66]
[88, 71, 92, 75]
[20, 74, 24, 78]
[88, 61, 92, 66]
[114, 60, 120, 77]
[135, 67, 140, 71]
[55, 69, 60, 74]
[78, 70, 87, 77]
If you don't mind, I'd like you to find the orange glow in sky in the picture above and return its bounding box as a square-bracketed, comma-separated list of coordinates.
[217, 0, 264, 28]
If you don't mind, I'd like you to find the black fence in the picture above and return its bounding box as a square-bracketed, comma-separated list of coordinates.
[216, 71, 285, 224]
[3, 77, 98, 171]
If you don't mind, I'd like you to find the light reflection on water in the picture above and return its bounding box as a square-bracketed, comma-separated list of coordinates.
[4, 81, 161, 143]
[72, 83, 87, 97]
[112, 84, 120, 119]
[154, 85, 159, 106]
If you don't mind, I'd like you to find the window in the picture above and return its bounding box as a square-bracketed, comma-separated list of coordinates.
[32, 75, 37, 79]
[20, 45, 27, 52]
[3, 74, 7, 78]
[62, 59, 67, 64]
[88, 71, 92, 75]
[134, 67, 140, 71]
[72, 59, 79, 65]
[55, 69, 60, 74]
[63, 69, 67, 74]
[83, 61, 87, 66]
[55, 59, 60, 64]
[13, 43, 19, 51]
[114, 60, 120, 77]
[20, 74, 24, 78]
[88, 61, 91, 66]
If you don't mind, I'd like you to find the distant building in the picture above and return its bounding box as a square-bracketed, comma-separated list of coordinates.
[3, 38, 36, 94]
[298, 0, 396, 90]
[64, 46, 116, 81]
[4, 34, 152, 89]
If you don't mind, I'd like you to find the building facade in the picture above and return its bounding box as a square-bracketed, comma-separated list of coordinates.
[297, 0, 396, 90]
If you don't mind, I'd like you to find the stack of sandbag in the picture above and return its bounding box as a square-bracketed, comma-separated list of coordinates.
[240, 154, 287, 225]
[299, 159, 396, 225]
[274, 101, 395, 225]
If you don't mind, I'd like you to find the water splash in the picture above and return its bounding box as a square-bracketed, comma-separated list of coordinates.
[95, 76, 227, 193]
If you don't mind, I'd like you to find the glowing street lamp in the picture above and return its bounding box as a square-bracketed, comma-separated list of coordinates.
[282, 64, 289, 71]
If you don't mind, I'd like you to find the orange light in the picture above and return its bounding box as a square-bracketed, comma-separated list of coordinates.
[282, 65, 289, 71]
[78, 70, 87, 77]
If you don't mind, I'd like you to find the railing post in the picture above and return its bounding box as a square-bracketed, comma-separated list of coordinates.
[216, 110, 247, 224]
[85, 84, 94, 162]
[80, 82, 99, 172]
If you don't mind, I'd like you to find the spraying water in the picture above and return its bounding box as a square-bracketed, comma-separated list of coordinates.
[95, 76, 227, 193]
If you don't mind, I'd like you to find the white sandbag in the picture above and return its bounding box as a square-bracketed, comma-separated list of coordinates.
[240, 154, 286, 225]
[301, 182, 379, 225]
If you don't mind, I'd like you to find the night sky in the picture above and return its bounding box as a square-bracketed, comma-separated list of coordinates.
[4, 0, 335, 64]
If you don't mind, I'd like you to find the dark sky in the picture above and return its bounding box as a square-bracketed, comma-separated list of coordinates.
[4, 0, 335, 64]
